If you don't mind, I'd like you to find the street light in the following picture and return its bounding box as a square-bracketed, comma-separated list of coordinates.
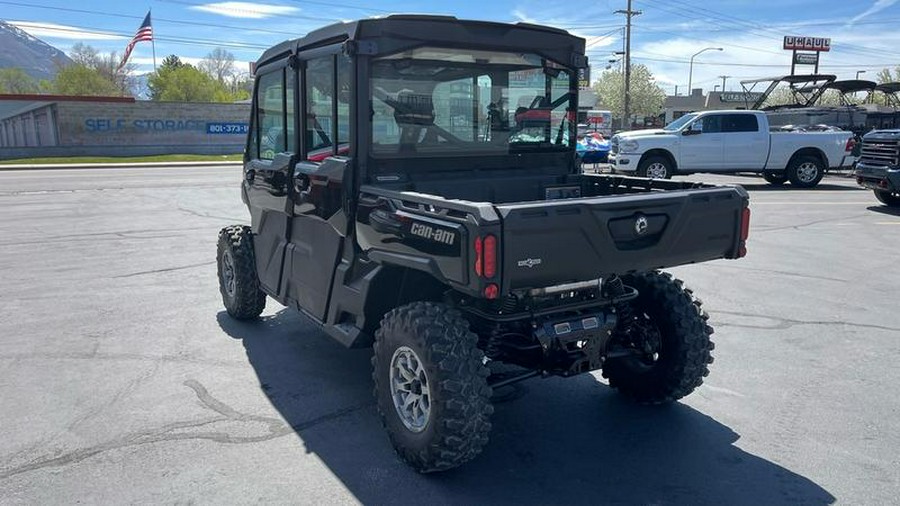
[856, 70, 867, 80]
[688, 47, 723, 92]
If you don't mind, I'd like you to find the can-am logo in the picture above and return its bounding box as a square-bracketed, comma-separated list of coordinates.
[517, 258, 543, 268]
[635, 216, 649, 235]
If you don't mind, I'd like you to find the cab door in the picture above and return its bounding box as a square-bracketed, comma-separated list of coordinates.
[284, 52, 353, 322]
[722, 113, 768, 169]
[679, 114, 725, 170]
[245, 64, 294, 298]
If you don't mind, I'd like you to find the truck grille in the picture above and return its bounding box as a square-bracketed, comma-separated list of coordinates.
[859, 139, 899, 166]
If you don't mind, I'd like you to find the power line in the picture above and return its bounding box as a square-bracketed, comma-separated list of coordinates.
[634, 0, 900, 60]
[0, 1, 304, 36]
[7, 21, 271, 50]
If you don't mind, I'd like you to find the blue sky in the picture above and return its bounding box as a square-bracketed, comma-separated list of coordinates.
[5, 0, 900, 93]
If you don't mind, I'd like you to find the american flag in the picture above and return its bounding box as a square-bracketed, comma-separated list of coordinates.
[117, 11, 153, 71]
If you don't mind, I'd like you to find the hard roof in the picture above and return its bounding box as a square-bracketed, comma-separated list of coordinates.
[875, 82, 900, 94]
[256, 15, 584, 68]
[740, 74, 837, 85]
[825, 80, 877, 93]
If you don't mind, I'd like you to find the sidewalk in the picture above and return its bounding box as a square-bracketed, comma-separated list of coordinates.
[0, 161, 243, 171]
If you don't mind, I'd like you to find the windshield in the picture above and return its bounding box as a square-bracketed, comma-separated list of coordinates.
[663, 113, 696, 131]
[370, 47, 575, 157]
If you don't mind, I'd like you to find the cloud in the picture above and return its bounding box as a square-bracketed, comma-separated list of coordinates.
[9, 21, 124, 40]
[189, 2, 300, 19]
[849, 0, 899, 25]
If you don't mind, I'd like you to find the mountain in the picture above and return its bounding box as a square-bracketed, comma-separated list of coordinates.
[0, 19, 72, 81]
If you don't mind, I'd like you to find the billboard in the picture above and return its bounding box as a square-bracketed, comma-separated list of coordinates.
[783, 36, 831, 52]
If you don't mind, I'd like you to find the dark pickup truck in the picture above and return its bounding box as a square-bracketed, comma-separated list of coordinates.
[855, 129, 900, 207]
[216, 15, 751, 473]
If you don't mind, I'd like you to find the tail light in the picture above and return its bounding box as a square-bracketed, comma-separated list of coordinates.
[483, 235, 497, 278]
[474, 235, 499, 299]
[738, 207, 751, 258]
[474, 237, 483, 277]
[845, 137, 856, 152]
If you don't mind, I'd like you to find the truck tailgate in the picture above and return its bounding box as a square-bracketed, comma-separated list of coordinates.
[495, 187, 748, 290]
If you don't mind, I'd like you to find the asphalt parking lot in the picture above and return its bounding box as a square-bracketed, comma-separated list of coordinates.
[0, 165, 898, 505]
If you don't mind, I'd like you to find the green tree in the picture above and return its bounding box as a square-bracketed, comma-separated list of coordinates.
[148, 63, 230, 102]
[0, 68, 40, 94]
[54, 43, 132, 96]
[161, 54, 184, 70]
[53, 64, 121, 96]
[593, 64, 665, 124]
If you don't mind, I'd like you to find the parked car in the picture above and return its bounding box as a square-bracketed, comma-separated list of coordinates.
[608, 110, 855, 187]
[854, 129, 900, 207]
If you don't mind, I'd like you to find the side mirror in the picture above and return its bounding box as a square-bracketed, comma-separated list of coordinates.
[683, 127, 702, 136]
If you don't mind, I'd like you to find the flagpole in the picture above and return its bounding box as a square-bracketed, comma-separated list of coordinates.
[150, 8, 157, 72]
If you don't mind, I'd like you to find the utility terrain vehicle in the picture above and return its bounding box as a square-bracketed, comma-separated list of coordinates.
[217, 16, 751, 473]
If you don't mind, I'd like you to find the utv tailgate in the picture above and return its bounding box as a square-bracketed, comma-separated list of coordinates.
[495, 187, 749, 291]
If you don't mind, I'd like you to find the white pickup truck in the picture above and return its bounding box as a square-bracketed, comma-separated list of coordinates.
[608, 110, 855, 188]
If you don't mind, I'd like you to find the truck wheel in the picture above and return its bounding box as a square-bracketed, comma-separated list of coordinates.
[874, 189, 900, 207]
[602, 271, 714, 404]
[373, 302, 493, 473]
[637, 156, 673, 179]
[217, 225, 266, 320]
[763, 171, 787, 185]
[786, 155, 825, 188]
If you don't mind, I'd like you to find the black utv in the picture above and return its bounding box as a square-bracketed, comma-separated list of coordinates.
[217, 15, 751, 473]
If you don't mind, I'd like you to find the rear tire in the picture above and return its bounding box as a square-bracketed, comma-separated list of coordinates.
[763, 171, 787, 185]
[637, 155, 673, 179]
[787, 155, 825, 188]
[217, 225, 266, 320]
[602, 271, 714, 404]
[373, 302, 493, 473]
[874, 189, 900, 207]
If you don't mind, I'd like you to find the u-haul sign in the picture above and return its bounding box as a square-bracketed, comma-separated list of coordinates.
[783, 36, 831, 52]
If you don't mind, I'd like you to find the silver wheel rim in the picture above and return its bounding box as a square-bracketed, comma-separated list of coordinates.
[389, 346, 431, 433]
[222, 250, 236, 297]
[796, 162, 819, 183]
[646, 162, 668, 179]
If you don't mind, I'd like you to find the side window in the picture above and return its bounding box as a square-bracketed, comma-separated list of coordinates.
[337, 54, 351, 146]
[306, 56, 335, 154]
[257, 70, 285, 160]
[723, 114, 758, 133]
[700, 115, 722, 133]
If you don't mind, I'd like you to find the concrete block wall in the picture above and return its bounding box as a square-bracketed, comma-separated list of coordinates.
[0, 95, 251, 160]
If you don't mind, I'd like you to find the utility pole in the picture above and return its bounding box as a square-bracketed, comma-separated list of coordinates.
[718, 75, 731, 91]
[615, 1, 641, 130]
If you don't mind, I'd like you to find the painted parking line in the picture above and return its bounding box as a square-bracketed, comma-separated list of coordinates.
[751, 201, 875, 205]
[875, 221, 900, 225]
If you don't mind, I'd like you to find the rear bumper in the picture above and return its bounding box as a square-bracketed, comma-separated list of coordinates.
[855, 163, 900, 192]
[607, 152, 639, 173]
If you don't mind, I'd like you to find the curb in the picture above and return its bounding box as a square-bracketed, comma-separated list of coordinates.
[0, 161, 243, 171]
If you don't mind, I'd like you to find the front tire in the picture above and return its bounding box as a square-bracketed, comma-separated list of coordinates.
[874, 189, 900, 207]
[217, 225, 266, 320]
[763, 171, 788, 185]
[787, 155, 825, 188]
[637, 155, 673, 179]
[602, 272, 714, 404]
[373, 302, 493, 473]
